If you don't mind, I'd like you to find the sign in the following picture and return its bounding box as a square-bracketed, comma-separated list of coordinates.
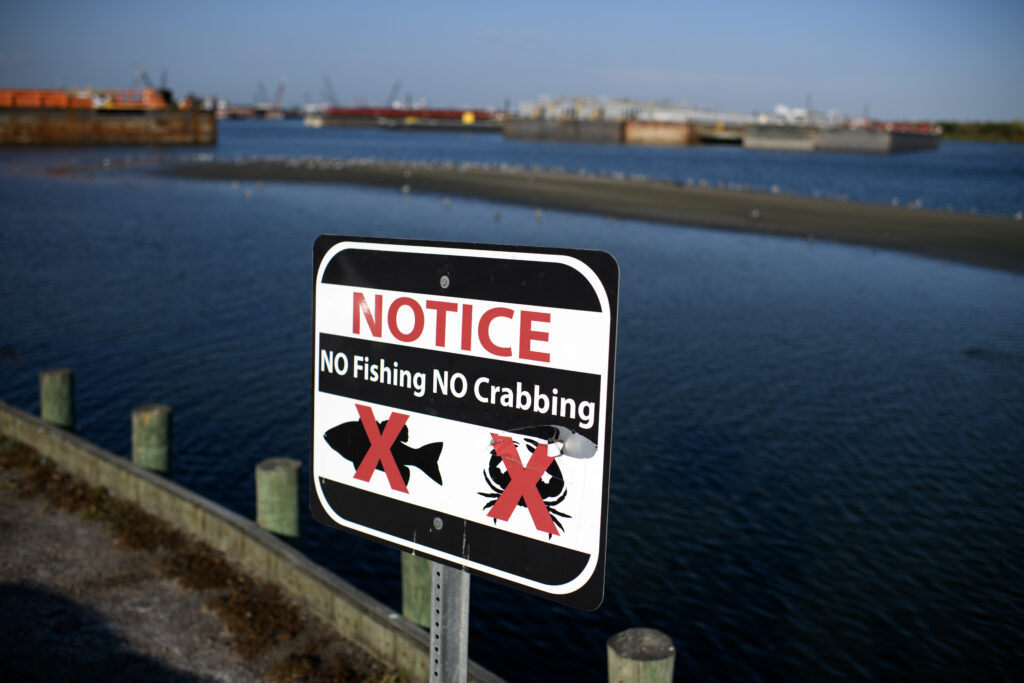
[310, 236, 618, 610]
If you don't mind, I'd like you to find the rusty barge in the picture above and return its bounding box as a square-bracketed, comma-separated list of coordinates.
[0, 88, 216, 146]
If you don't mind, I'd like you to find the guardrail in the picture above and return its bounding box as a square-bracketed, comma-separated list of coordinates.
[0, 378, 501, 683]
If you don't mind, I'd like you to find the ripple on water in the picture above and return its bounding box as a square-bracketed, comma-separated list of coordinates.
[1, 144, 1023, 679]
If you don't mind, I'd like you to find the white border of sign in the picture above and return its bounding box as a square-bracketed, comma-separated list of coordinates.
[311, 236, 618, 610]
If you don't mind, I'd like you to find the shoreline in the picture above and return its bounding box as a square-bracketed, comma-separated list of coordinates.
[166, 159, 1024, 274]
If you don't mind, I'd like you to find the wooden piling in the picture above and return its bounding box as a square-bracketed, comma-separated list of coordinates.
[255, 457, 301, 540]
[607, 628, 675, 683]
[131, 404, 172, 474]
[400, 552, 432, 628]
[39, 368, 74, 430]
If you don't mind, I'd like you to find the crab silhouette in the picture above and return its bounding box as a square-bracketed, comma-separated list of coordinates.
[478, 436, 571, 534]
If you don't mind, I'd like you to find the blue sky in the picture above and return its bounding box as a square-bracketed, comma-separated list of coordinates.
[1, 0, 1021, 120]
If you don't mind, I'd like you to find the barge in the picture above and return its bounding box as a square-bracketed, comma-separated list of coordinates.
[0, 88, 216, 146]
[743, 122, 941, 154]
[304, 106, 500, 132]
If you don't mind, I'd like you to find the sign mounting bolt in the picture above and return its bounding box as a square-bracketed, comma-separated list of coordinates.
[439, 275, 450, 290]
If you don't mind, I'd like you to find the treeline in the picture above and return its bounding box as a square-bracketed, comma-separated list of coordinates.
[936, 121, 1024, 143]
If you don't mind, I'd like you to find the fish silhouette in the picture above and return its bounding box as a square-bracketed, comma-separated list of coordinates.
[324, 418, 443, 487]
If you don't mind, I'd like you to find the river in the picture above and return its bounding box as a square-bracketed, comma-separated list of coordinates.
[1, 121, 1022, 680]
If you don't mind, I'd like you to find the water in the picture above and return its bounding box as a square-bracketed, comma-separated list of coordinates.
[2, 123, 1023, 680]
[207, 120, 1024, 217]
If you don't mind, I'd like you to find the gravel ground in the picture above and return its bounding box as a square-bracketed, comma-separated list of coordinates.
[0, 437, 396, 682]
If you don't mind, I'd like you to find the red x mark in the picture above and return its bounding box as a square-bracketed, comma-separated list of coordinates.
[353, 404, 409, 493]
[487, 434, 560, 535]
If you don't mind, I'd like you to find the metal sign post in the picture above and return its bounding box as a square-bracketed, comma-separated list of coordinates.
[429, 561, 470, 682]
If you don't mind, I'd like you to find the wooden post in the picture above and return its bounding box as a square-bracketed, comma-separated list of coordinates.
[131, 404, 172, 474]
[607, 628, 675, 683]
[256, 457, 301, 540]
[39, 368, 74, 430]
[400, 552, 431, 628]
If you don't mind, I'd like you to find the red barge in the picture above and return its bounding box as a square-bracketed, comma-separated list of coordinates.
[304, 106, 502, 132]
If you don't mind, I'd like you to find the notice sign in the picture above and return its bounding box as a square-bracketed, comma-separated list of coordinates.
[311, 236, 618, 610]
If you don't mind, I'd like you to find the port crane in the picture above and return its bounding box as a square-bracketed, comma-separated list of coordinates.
[322, 76, 339, 107]
[273, 79, 286, 109]
[132, 67, 174, 106]
[252, 78, 287, 118]
[387, 80, 402, 108]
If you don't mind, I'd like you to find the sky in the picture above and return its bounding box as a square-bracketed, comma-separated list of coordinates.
[1, 0, 1021, 121]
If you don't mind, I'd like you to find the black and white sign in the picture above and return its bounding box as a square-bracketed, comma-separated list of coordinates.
[311, 236, 618, 610]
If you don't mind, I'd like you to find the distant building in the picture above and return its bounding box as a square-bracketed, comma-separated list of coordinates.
[516, 95, 757, 127]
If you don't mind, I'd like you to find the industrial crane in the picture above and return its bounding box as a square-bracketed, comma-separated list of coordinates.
[133, 67, 174, 106]
[273, 79, 287, 110]
[387, 80, 402, 108]
[322, 76, 339, 107]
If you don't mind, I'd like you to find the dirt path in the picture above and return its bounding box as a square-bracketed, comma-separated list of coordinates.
[0, 436, 395, 682]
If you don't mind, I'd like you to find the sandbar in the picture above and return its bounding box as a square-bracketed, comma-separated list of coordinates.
[167, 160, 1024, 274]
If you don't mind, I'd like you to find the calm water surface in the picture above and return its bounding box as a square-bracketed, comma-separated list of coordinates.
[213, 121, 1024, 217]
[1, 125, 1023, 680]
